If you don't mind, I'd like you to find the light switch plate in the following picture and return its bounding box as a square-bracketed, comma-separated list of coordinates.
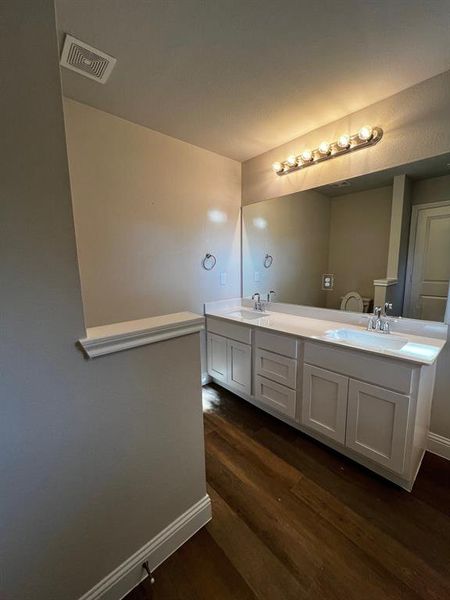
[254, 271, 260, 282]
[220, 272, 227, 286]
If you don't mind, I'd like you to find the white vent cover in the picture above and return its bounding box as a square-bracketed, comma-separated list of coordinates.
[60, 34, 116, 84]
[332, 180, 351, 188]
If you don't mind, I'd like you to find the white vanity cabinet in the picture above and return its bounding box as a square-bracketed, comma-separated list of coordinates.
[206, 314, 439, 491]
[346, 380, 410, 473]
[302, 364, 348, 443]
[228, 339, 252, 394]
[301, 341, 418, 476]
[206, 318, 252, 395]
[207, 333, 228, 383]
[302, 361, 411, 474]
[254, 330, 298, 419]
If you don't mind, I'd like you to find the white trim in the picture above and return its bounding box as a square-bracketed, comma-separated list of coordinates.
[428, 432, 450, 460]
[373, 278, 398, 287]
[79, 312, 204, 358]
[202, 373, 213, 385]
[78, 495, 211, 600]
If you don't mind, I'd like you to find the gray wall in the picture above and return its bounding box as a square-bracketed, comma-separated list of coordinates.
[0, 2, 206, 598]
[412, 173, 450, 205]
[242, 190, 330, 306]
[64, 99, 241, 328]
[326, 186, 392, 309]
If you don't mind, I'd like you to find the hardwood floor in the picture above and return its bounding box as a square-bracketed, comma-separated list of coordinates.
[126, 383, 450, 600]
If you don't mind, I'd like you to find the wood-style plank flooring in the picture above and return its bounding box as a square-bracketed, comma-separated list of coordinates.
[126, 383, 450, 600]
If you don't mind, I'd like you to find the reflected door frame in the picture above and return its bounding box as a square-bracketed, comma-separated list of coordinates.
[403, 199, 450, 320]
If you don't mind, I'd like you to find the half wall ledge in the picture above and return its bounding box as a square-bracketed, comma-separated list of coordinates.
[79, 312, 205, 358]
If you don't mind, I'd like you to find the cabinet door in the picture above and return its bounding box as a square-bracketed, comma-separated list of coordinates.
[302, 364, 348, 444]
[227, 339, 252, 395]
[207, 333, 228, 383]
[346, 380, 409, 474]
[255, 348, 297, 389]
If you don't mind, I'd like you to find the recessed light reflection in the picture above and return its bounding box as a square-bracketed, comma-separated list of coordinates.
[208, 210, 228, 223]
[253, 217, 267, 229]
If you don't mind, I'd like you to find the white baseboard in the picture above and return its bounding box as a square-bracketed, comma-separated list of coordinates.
[78, 494, 211, 600]
[202, 373, 212, 385]
[428, 432, 450, 460]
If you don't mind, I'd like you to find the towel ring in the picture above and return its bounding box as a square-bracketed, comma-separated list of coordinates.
[202, 253, 216, 271]
[264, 254, 273, 269]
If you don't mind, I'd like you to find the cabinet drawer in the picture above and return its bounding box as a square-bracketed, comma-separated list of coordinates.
[207, 317, 251, 344]
[304, 341, 414, 394]
[255, 348, 297, 389]
[255, 375, 296, 419]
[255, 329, 297, 358]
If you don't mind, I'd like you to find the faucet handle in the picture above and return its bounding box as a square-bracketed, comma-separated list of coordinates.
[374, 306, 382, 318]
[267, 290, 276, 302]
[252, 292, 260, 301]
[384, 302, 393, 315]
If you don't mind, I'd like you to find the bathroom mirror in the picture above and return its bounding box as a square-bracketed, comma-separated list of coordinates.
[242, 153, 450, 321]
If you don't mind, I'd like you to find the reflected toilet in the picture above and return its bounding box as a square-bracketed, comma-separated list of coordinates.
[340, 291, 371, 313]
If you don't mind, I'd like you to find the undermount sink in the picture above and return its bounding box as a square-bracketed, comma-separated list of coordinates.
[226, 309, 269, 320]
[325, 328, 408, 351]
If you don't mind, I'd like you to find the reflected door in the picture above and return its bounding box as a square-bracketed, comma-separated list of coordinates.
[406, 202, 450, 321]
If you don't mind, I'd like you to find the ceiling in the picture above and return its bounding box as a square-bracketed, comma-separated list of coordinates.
[56, 0, 450, 161]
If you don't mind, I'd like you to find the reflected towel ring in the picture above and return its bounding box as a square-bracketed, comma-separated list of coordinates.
[202, 253, 216, 271]
[264, 254, 273, 268]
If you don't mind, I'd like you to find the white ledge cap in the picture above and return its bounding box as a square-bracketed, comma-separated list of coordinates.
[373, 278, 398, 287]
[79, 311, 204, 358]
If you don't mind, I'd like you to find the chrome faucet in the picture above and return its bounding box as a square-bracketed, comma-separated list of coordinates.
[252, 292, 265, 312]
[267, 290, 276, 303]
[367, 303, 392, 333]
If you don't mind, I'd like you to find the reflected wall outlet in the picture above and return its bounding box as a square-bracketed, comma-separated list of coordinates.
[322, 273, 334, 290]
[220, 272, 227, 286]
[254, 271, 260, 282]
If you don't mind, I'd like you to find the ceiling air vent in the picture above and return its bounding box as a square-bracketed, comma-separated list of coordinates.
[60, 34, 116, 84]
[332, 180, 351, 188]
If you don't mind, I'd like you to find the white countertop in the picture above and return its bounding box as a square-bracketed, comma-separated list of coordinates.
[206, 305, 446, 365]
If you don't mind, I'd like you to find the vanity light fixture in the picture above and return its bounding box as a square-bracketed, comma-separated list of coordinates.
[337, 134, 350, 149]
[272, 125, 383, 175]
[318, 141, 331, 155]
[358, 125, 373, 141]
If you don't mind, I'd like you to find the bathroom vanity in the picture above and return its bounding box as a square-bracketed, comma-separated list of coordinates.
[205, 300, 447, 490]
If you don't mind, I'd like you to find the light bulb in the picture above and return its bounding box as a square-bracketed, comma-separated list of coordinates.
[318, 141, 330, 155]
[358, 126, 373, 141]
[301, 149, 313, 162]
[272, 161, 283, 173]
[338, 134, 350, 149]
[287, 155, 297, 167]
